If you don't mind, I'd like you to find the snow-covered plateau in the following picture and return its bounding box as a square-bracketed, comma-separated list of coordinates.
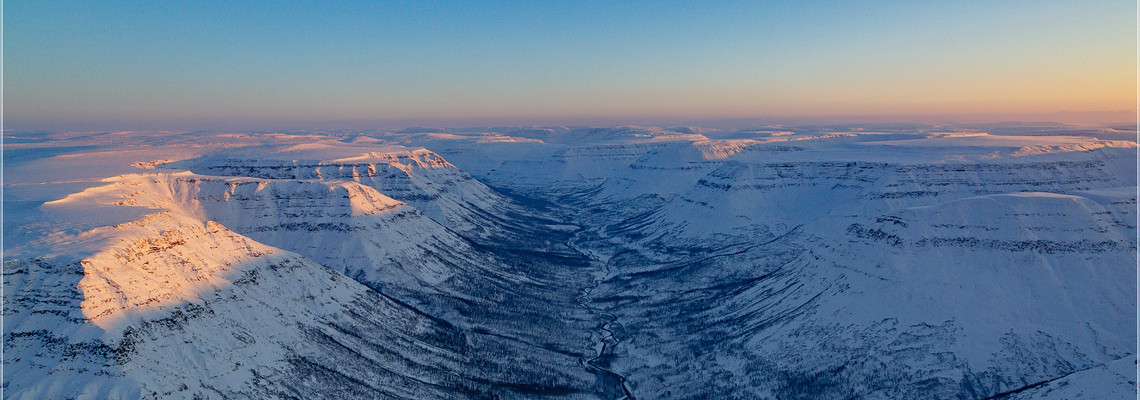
[3, 124, 1136, 399]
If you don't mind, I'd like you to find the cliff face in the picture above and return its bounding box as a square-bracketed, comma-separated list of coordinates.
[174, 147, 537, 242]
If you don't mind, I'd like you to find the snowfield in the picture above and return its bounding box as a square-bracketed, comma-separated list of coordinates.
[3, 124, 1136, 399]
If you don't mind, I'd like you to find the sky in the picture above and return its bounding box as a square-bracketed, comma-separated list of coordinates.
[5, 1, 1137, 130]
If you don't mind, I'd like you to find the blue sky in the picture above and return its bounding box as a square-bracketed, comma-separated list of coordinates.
[5, 1, 1136, 130]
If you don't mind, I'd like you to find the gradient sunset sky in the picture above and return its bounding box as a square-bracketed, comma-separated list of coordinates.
[6, 1, 1136, 130]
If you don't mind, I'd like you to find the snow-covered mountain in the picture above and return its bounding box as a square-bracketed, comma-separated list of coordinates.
[400, 125, 1138, 398]
[3, 125, 1136, 399]
[166, 142, 546, 243]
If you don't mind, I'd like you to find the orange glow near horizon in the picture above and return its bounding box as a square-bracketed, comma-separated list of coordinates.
[6, 1, 1136, 130]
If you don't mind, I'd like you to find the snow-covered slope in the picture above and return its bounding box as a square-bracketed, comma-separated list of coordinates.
[80, 172, 497, 299]
[615, 188, 1136, 398]
[3, 133, 605, 399]
[1005, 355, 1137, 399]
[4, 209, 487, 399]
[395, 125, 1138, 399]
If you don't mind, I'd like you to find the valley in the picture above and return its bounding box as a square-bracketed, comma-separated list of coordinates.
[3, 125, 1136, 399]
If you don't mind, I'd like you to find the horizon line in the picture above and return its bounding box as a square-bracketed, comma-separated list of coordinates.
[5, 110, 1137, 133]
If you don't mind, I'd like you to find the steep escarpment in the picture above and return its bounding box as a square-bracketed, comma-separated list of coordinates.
[630, 155, 1133, 252]
[172, 146, 553, 244]
[97, 173, 503, 299]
